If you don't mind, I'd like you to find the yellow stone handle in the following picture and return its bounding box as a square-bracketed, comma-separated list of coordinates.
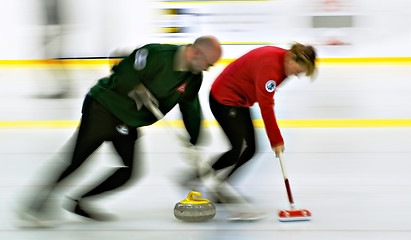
[180, 191, 210, 204]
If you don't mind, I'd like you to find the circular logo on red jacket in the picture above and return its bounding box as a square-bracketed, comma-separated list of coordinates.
[265, 80, 276, 92]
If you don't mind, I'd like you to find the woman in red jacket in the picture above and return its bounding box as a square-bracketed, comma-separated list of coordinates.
[209, 43, 316, 189]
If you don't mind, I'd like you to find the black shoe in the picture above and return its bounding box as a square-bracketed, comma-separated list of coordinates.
[64, 197, 115, 221]
[213, 192, 244, 204]
[211, 184, 249, 205]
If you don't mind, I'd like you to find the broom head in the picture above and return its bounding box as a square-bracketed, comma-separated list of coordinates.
[278, 209, 311, 222]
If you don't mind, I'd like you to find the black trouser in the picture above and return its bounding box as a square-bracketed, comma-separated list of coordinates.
[32, 94, 139, 211]
[209, 93, 256, 181]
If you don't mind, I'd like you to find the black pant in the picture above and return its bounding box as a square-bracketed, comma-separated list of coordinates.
[209, 93, 256, 181]
[32, 94, 139, 211]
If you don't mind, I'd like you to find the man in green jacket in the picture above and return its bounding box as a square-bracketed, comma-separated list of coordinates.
[19, 36, 222, 226]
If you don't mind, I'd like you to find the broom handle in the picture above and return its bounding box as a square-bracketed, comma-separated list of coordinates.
[278, 152, 295, 209]
[147, 103, 189, 144]
[149, 104, 165, 120]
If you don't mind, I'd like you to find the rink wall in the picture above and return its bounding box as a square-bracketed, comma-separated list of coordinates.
[1, 0, 411, 59]
[1, 0, 411, 128]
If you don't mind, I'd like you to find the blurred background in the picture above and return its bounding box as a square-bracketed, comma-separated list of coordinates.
[2, 1, 411, 238]
[1, 0, 411, 59]
[0, 0, 411, 122]
[0, 0, 410, 116]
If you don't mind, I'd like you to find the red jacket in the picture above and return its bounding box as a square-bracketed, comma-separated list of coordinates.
[210, 46, 287, 147]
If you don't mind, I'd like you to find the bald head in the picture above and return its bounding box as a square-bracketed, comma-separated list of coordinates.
[187, 35, 222, 74]
[193, 35, 222, 66]
[193, 35, 221, 49]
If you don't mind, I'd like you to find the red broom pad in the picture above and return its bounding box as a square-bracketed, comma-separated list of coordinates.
[277, 153, 311, 222]
[278, 209, 311, 222]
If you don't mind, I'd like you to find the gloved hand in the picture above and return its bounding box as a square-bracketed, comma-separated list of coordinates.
[180, 143, 214, 180]
[128, 84, 159, 110]
[272, 144, 285, 158]
[181, 143, 203, 167]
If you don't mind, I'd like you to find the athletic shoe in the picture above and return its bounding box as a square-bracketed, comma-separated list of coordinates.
[64, 197, 116, 221]
[13, 206, 61, 228]
[211, 184, 249, 205]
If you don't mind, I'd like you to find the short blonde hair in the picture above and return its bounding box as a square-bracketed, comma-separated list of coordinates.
[289, 43, 317, 77]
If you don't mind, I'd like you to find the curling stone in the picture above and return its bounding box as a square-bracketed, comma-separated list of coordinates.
[174, 191, 216, 222]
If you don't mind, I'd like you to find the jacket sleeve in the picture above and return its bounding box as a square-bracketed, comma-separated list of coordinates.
[178, 74, 203, 145]
[259, 97, 284, 147]
[255, 66, 284, 147]
[179, 95, 202, 145]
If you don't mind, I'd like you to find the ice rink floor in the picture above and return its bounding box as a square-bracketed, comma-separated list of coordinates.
[1, 62, 411, 239]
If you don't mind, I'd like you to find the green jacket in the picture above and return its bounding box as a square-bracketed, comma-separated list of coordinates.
[89, 44, 203, 145]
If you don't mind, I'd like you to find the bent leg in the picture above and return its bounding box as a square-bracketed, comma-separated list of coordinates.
[63, 127, 139, 221]
[29, 95, 108, 212]
[209, 93, 246, 171]
[79, 127, 138, 199]
[225, 109, 256, 179]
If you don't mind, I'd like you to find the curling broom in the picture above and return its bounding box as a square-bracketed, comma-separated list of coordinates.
[277, 152, 311, 222]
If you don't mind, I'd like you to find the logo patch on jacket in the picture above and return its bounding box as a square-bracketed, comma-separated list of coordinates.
[265, 80, 276, 92]
[134, 48, 148, 70]
[177, 83, 187, 93]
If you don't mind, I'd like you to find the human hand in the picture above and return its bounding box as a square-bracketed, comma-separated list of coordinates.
[272, 145, 285, 158]
[181, 144, 203, 166]
[128, 84, 159, 110]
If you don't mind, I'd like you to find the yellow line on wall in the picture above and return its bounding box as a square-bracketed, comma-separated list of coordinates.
[1, 57, 411, 69]
[0, 59, 117, 69]
[1, 119, 411, 129]
[0, 120, 80, 129]
[317, 57, 411, 65]
[277, 119, 411, 128]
